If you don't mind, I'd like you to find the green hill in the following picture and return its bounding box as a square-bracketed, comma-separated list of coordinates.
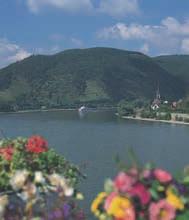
[154, 55, 189, 83]
[0, 47, 186, 111]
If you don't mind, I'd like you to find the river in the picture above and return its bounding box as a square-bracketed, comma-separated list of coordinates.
[1, 110, 189, 218]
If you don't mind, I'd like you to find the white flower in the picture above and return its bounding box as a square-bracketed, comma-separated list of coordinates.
[64, 186, 74, 197]
[48, 173, 74, 197]
[48, 173, 65, 187]
[34, 171, 45, 184]
[0, 195, 8, 207]
[0, 195, 8, 218]
[10, 170, 29, 191]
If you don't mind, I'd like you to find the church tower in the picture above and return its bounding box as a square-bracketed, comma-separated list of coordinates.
[156, 83, 161, 100]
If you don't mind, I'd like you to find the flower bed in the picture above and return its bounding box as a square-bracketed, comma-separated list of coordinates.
[0, 135, 85, 220]
[91, 162, 189, 220]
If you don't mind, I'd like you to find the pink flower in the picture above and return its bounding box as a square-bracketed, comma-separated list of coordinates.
[128, 183, 151, 205]
[104, 192, 117, 210]
[114, 172, 136, 193]
[149, 200, 175, 220]
[154, 169, 172, 183]
[142, 169, 151, 179]
[128, 168, 138, 177]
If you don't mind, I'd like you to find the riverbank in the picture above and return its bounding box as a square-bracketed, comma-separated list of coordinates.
[120, 115, 189, 125]
[0, 108, 76, 114]
[0, 107, 117, 114]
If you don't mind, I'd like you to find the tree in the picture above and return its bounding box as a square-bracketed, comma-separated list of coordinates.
[118, 100, 135, 116]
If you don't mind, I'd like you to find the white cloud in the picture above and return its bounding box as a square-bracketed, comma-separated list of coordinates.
[98, 0, 139, 17]
[181, 38, 189, 53]
[97, 17, 189, 54]
[26, 0, 139, 17]
[0, 38, 31, 68]
[27, 0, 93, 13]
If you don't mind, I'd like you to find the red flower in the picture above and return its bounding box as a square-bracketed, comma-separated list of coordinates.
[26, 135, 48, 153]
[128, 183, 151, 205]
[0, 146, 14, 161]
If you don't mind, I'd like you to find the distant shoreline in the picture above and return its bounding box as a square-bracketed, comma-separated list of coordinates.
[120, 115, 189, 126]
[0, 107, 116, 114]
[0, 108, 76, 114]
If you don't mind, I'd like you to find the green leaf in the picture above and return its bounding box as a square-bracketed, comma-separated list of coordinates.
[176, 211, 189, 220]
[149, 188, 159, 200]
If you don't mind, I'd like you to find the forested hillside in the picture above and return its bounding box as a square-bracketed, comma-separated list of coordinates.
[0, 47, 186, 111]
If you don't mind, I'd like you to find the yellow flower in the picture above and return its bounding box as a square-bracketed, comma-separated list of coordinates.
[91, 192, 107, 216]
[166, 188, 184, 210]
[107, 196, 131, 218]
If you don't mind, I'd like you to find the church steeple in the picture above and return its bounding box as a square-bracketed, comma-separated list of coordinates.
[156, 82, 161, 100]
[151, 82, 161, 110]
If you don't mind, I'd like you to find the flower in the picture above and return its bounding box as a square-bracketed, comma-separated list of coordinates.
[0, 195, 8, 218]
[104, 192, 117, 211]
[26, 135, 48, 153]
[53, 209, 62, 218]
[166, 188, 184, 210]
[91, 192, 107, 216]
[76, 193, 84, 200]
[48, 173, 74, 197]
[62, 203, 71, 218]
[154, 169, 172, 183]
[128, 183, 151, 205]
[10, 170, 29, 191]
[0, 146, 14, 161]
[142, 169, 151, 179]
[48, 173, 67, 188]
[114, 172, 135, 193]
[19, 183, 37, 201]
[34, 171, 45, 184]
[149, 200, 175, 220]
[106, 196, 135, 220]
[64, 186, 74, 197]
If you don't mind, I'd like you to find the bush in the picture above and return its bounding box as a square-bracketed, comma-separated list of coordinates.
[140, 110, 156, 119]
[175, 115, 184, 121]
[156, 112, 172, 121]
[0, 136, 85, 219]
[184, 118, 189, 123]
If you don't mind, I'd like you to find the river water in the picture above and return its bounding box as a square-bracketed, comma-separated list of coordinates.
[1, 110, 189, 218]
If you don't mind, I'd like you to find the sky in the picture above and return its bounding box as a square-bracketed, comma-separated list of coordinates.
[0, 0, 189, 67]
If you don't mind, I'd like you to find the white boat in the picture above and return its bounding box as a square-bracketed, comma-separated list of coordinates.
[78, 106, 87, 117]
[78, 106, 86, 112]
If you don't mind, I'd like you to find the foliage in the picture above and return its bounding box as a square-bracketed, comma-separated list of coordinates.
[0, 136, 85, 219]
[118, 100, 135, 116]
[0, 48, 186, 111]
[91, 160, 189, 220]
[118, 99, 150, 117]
[156, 112, 172, 121]
[154, 55, 189, 84]
[140, 110, 157, 119]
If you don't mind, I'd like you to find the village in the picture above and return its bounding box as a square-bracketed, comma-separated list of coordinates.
[118, 85, 189, 124]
